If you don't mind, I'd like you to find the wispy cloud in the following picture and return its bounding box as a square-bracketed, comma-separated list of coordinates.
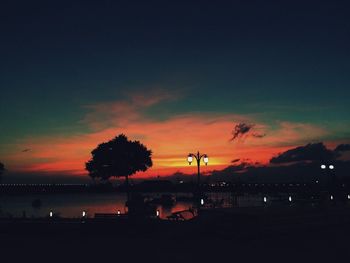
[81, 89, 178, 130]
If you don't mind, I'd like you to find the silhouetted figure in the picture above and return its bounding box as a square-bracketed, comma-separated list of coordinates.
[85, 134, 153, 206]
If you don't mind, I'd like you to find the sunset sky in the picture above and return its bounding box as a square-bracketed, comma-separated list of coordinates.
[1, 1, 350, 182]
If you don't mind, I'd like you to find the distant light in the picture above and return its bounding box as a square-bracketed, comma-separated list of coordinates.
[49, 211, 53, 217]
[117, 210, 121, 215]
[187, 155, 193, 164]
[200, 198, 204, 205]
[316, 180, 319, 184]
[329, 165, 335, 170]
[263, 197, 267, 203]
[82, 211, 86, 217]
[156, 210, 160, 217]
[321, 164, 326, 169]
[347, 195, 350, 200]
[330, 195, 333, 200]
[288, 196, 292, 202]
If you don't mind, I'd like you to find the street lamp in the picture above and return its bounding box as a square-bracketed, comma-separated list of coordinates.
[321, 164, 334, 170]
[321, 164, 336, 200]
[187, 151, 209, 210]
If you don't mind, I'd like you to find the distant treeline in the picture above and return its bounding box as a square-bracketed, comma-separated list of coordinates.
[1, 177, 350, 195]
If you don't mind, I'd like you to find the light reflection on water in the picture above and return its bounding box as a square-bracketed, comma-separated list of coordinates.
[0, 192, 268, 219]
[0, 193, 194, 219]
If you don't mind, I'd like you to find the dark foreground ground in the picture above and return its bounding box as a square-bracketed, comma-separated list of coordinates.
[1, 205, 350, 263]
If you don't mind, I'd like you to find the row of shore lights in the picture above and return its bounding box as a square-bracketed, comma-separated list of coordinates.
[49, 209, 161, 218]
[263, 196, 293, 203]
[263, 194, 350, 203]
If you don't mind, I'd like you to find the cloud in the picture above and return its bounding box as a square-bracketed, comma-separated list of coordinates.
[230, 123, 266, 142]
[230, 123, 254, 141]
[81, 89, 178, 130]
[270, 143, 337, 164]
[335, 144, 350, 152]
[252, 133, 266, 138]
[210, 160, 350, 183]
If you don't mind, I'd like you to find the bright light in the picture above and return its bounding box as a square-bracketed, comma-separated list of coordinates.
[156, 210, 160, 217]
[321, 164, 326, 169]
[263, 197, 267, 203]
[82, 211, 86, 217]
[347, 195, 350, 200]
[288, 196, 292, 202]
[200, 198, 204, 205]
[203, 155, 209, 165]
[330, 195, 333, 200]
[187, 155, 193, 164]
[117, 210, 121, 215]
[329, 165, 334, 170]
[49, 211, 53, 217]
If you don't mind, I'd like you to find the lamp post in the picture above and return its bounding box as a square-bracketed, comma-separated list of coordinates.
[321, 164, 335, 200]
[187, 151, 209, 211]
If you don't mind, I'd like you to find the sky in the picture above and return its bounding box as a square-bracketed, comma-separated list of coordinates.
[0, 0, 350, 182]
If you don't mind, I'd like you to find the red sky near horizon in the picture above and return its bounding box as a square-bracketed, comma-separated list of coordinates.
[1, 90, 340, 180]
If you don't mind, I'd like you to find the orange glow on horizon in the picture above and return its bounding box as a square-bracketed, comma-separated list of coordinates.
[2, 93, 333, 179]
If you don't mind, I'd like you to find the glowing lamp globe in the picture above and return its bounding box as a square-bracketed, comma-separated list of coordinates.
[203, 155, 209, 165]
[187, 155, 193, 164]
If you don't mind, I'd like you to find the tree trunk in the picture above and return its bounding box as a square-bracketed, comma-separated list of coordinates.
[125, 175, 130, 206]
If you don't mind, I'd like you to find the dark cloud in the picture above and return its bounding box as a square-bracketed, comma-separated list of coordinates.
[231, 159, 240, 163]
[230, 123, 266, 141]
[335, 144, 350, 152]
[252, 133, 266, 138]
[211, 162, 250, 177]
[210, 160, 350, 183]
[270, 143, 337, 164]
[230, 123, 254, 141]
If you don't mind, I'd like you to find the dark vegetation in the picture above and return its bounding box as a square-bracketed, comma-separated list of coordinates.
[85, 134, 152, 189]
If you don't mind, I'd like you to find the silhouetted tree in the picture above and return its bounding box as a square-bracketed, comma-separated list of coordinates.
[85, 134, 152, 201]
[0, 162, 4, 182]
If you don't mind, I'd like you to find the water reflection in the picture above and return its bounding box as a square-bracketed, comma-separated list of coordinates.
[0, 192, 275, 219]
[0, 193, 195, 219]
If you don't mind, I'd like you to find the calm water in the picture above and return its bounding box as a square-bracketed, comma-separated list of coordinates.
[0, 192, 268, 219]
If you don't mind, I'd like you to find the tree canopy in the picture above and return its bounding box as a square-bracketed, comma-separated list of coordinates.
[85, 134, 153, 182]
